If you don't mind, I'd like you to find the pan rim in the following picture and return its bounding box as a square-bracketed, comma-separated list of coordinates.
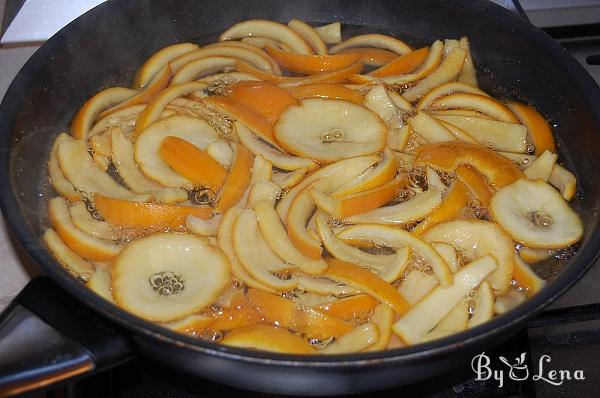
[1, 0, 600, 367]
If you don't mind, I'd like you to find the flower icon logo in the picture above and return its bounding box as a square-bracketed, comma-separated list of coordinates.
[499, 352, 529, 381]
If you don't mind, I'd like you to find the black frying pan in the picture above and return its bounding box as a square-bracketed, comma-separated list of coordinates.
[1, 0, 600, 396]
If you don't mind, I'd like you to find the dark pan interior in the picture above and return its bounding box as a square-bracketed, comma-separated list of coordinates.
[1, 0, 600, 378]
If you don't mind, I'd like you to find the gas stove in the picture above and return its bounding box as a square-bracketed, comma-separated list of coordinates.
[5, 0, 600, 397]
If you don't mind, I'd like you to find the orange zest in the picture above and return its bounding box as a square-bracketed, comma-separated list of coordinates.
[338, 47, 398, 66]
[369, 47, 429, 77]
[506, 101, 556, 156]
[456, 164, 493, 207]
[314, 294, 379, 321]
[224, 81, 298, 124]
[159, 136, 227, 191]
[415, 142, 524, 190]
[202, 95, 277, 146]
[324, 258, 410, 314]
[286, 83, 363, 104]
[235, 60, 364, 87]
[265, 45, 360, 74]
[413, 181, 469, 235]
[215, 144, 254, 212]
[94, 194, 211, 230]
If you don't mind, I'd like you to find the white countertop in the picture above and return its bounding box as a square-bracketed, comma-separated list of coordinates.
[0, 1, 599, 313]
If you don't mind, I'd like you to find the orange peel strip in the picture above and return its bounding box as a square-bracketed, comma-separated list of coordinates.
[338, 47, 397, 66]
[98, 65, 171, 120]
[368, 47, 429, 77]
[324, 258, 410, 314]
[94, 194, 211, 230]
[265, 45, 360, 75]
[49, 197, 121, 261]
[159, 136, 228, 191]
[415, 142, 524, 190]
[248, 289, 353, 339]
[215, 144, 254, 212]
[314, 294, 379, 321]
[71, 87, 137, 140]
[223, 81, 298, 124]
[455, 164, 493, 207]
[287, 83, 363, 104]
[221, 324, 315, 354]
[413, 181, 469, 235]
[506, 101, 556, 156]
[235, 60, 363, 88]
[202, 95, 277, 147]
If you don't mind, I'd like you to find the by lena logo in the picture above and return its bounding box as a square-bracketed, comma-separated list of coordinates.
[471, 352, 585, 388]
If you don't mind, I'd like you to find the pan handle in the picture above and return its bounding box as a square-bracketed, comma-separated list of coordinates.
[0, 277, 135, 397]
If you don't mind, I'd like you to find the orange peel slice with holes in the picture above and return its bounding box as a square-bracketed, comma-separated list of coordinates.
[274, 98, 386, 163]
[112, 233, 230, 322]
